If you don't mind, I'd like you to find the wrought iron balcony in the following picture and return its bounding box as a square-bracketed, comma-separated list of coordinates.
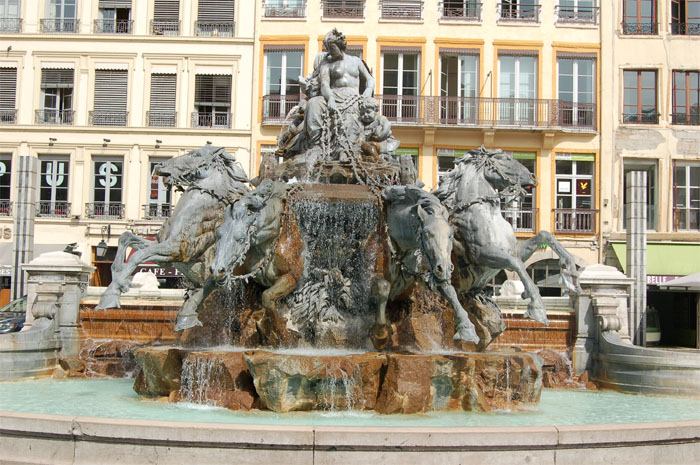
[622, 111, 659, 125]
[671, 112, 700, 126]
[554, 209, 596, 234]
[502, 207, 537, 233]
[89, 111, 128, 127]
[261, 94, 301, 124]
[191, 111, 231, 129]
[558, 101, 596, 130]
[94, 19, 133, 34]
[151, 20, 180, 35]
[35, 110, 74, 125]
[195, 21, 234, 36]
[554, 5, 599, 24]
[0, 109, 17, 124]
[440, 2, 481, 21]
[671, 22, 700, 35]
[498, 2, 540, 22]
[0, 18, 22, 33]
[263, 1, 307, 18]
[0, 200, 11, 217]
[380, 0, 423, 20]
[37, 201, 71, 218]
[674, 206, 700, 231]
[40, 18, 79, 33]
[85, 202, 125, 219]
[322, 1, 364, 18]
[147, 111, 177, 127]
[143, 204, 172, 220]
[621, 22, 658, 35]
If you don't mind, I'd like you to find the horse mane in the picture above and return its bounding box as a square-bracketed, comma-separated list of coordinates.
[433, 146, 504, 209]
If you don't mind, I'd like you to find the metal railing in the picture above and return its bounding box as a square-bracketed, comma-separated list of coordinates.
[554, 5, 599, 24]
[502, 207, 537, 233]
[674, 207, 700, 231]
[0, 109, 17, 124]
[89, 111, 128, 127]
[40, 18, 79, 33]
[147, 111, 177, 127]
[622, 112, 659, 124]
[380, 0, 423, 20]
[194, 21, 234, 37]
[497, 2, 540, 22]
[0, 200, 11, 217]
[671, 112, 700, 125]
[143, 204, 172, 220]
[261, 94, 301, 124]
[440, 2, 481, 20]
[621, 22, 658, 35]
[85, 202, 125, 219]
[94, 19, 133, 34]
[191, 111, 231, 128]
[0, 18, 22, 33]
[322, 0, 364, 18]
[554, 209, 596, 234]
[558, 101, 596, 130]
[671, 22, 700, 35]
[37, 201, 71, 218]
[151, 20, 180, 35]
[263, 0, 307, 17]
[433, 95, 562, 128]
[35, 110, 74, 125]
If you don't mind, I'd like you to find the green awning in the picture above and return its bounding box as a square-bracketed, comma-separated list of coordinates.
[611, 242, 700, 276]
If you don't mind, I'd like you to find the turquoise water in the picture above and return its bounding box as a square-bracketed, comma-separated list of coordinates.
[1, 378, 700, 427]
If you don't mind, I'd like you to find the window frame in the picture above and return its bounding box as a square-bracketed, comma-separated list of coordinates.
[0, 154, 10, 202]
[91, 157, 124, 209]
[622, 0, 658, 34]
[673, 162, 700, 231]
[622, 69, 658, 124]
[672, 70, 700, 125]
[38, 155, 70, 216]
[623, 160, 658, 230]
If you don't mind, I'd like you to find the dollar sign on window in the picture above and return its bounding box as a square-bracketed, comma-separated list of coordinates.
[98, 162, 118, 187]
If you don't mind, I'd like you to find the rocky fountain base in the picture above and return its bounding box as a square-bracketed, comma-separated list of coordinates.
[133, 346, 542, 413]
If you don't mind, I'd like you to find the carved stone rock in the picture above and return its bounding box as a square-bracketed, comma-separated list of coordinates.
[132, 346, 184, 397]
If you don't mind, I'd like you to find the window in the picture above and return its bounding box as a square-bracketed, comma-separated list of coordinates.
[557, 55, 595, 129]
[380, 0, 422, 20]
[526, 259, 576, 296]
[672, 0, 700, 34]
[499, 0, 540, 22]
[196, 0, 234, 37]
[498, 53, 537, 124]
[672, 71, 700, 125]
[502, 152, 536, 232]
[321, 0, 364, 19]
[622, 0, 657, 34]
[96, 0, 132, 34]
[42, 0, 78, 33]
[623, 162, 657, 230]
[557, 0, 597, 24]
[439, 52, 478, 124]
[193, 74, 232, 128]
[263, 47, 303, 122]
[0, 67, 17, 124]
[152, 0, 179, 35]
[0, 0, 21, 32]
[381, 50, 420, 122]
[38, 69, 74, 125]
[674, 163, 700, 231]
[38, 157, 70, 217]
[555, 153, 596, 233]
[149, 73, 177, 127]
[146, 159, 172, 219]
[441, 1, 481, 20]
[92, 69, 128, 126]
[436, 148, 468, 183]
[623, 70, 658, 124]
[264, 0, 307, 18]
[90, 158, 124, 219]
[0, 154, 10, 215]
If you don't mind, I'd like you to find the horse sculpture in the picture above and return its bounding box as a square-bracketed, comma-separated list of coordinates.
[434, 147, 580, 342]
[95, 145, 250, 331]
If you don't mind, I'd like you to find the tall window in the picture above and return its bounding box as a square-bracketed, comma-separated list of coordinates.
[152, 0, 179, 35]
[672, 70, 700, 125]
[623, 161, 657, 230]
[196, 0, 234, 37]
[92, 69, 128, 126]
[671, 0, 700, 34]
[96, 0, 132, 33]
[91, 158, 123, 219]
[149, 73, 177, 127]
[499, 0, 539, 21]
[555, 153, 595, 233]
[0, 154, 10, 215]
[674, 163, 700, 231]
[623, 70, 658, 124]
[0, 0, 21, 32]
[558, 55, 595, 129]
[381, 50, 420, 121]
[441, 1, 481, 20]
[0, 67, 17, 124]
[439, 52, 479, 124]
[498, 53, 537, 124]
[622, 0, 657, 34]
[557, 0, 597, 24]
[39, 68, 74, 125]
[263, 47, 303, 121]
[502, 152, 536, 232]
[38, 157, 70, 217]
[43, 0, 78, 33]
[193, 74, 232, 128]
[146, 159, 172, 219]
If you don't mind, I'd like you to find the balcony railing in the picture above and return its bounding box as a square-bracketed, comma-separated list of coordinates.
[147, 111, 177, 127]
[37, 201, 71, 218]
[502, 207, 537, 233]
[434, 96, 563, 128]
[498, 2, 540, 22]
[0, 200, 11, 217]
[554, 209, 596, 234]
[671, 22, 700, 35]
[674, 206, 700, 231]
[621, 22, 658, 35]
[322, 1, 364, 18]
[151, 20, 180, 35]
[671, 112, 700, 125]
[0, 109, 17, 124]
[40, 18, 79, 33]
[622, 111, 659, 125]
[380, 0, 423, 20]
[94, 19, 133, 34]
[191, 111, 231, 129]
[440, 2, 481, 21]
[558, 101, 596, 130]
[554, 5, 599, 24]
[143, 204, 172, 220]
[262, 94, 301, 124]
[194, 21, 234, 37]
[0, 18, 22, 33]
[89, 111, 128, 127]
[35, 110, 74, 125]
[85, 202, 125, 219]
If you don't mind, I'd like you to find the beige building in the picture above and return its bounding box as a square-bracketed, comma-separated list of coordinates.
[0, 0, 256, 302]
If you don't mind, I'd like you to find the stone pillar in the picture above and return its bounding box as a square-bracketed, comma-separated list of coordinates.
[625, 171, 647, 346]
[23, 251, 94, 359]
[572, 264, 633, 375]
[11, 156, 38, 300]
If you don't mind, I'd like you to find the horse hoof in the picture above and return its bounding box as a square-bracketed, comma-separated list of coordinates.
[524, 305, 549, 326]
[370, 324, 392, 351]
[174, 314, 203, 332]
[95, 293, 121, 311]
[454, 323, 480, 344]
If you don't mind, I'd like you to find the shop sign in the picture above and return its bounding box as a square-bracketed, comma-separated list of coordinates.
[134, 265, 183, 278]
[0, 265, 11, 276]
[647, 275, 683, 285]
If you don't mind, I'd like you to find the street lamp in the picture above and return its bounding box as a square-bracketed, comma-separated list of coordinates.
[96, 225, 111, 258]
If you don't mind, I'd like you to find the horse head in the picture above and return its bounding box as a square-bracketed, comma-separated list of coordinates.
[415, 200, 454, 285]
[479, 148, 537, 197]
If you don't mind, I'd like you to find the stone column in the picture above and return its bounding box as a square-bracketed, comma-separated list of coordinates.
[625, 170, 647, 345]
[11, 156, 38, 300]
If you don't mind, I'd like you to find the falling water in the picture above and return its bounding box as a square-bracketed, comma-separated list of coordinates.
[179, 356, 222, 405]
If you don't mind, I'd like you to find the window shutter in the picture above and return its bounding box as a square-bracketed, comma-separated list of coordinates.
[198, 0, 234, 21]
[0, 68, 17, 109]
[154, 0, 179, 20]
[150, 73, 176, 112]
[94, 69, 128, 113]
[41, 69, 74, 89]
[99, 0, 132, 7]
[195, 75, 232, 105]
